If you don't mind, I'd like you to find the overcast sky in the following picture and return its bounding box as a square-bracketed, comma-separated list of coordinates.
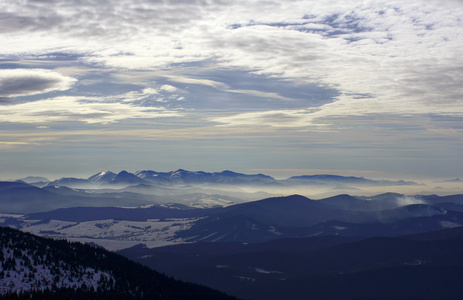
[1, 0, 462, 180]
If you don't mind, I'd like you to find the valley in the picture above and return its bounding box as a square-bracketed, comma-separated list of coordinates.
[1, 169, 463, 299]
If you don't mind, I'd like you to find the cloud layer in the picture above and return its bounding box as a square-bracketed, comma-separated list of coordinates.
[1, 88, 181, 124]
[1, 0, 462, 127]
[1, 0, 462, 179]
[0, 69, 76, 99]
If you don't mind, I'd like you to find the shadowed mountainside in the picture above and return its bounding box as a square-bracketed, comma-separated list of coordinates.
[120, 227, 463, 300]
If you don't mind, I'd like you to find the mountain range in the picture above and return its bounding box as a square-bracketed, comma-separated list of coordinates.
[3, 192, 463, 248]
[0, 169, 423, 214]
[21, 169, 418, 188]
[1, 170, 462, 299]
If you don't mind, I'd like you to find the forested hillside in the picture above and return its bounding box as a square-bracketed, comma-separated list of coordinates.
[0, 226, 237, 299]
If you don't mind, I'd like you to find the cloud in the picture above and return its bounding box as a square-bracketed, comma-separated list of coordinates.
[396, 196, 424, 206]
[2, 0, 463, 128]
[160, 84, 177, 92]
[118, 88, 159, 103]
[163, 75, 228, 89]
[211, 93, 463, 129]
[0, 90, 182, 124]
[210, 108, 323, 128]
[199, 1, 463, 129]
[0, 124, 273, 150]
[225, 89, 292, 101]
[2, 0, 463, 182]
[0, 69, 76, 100]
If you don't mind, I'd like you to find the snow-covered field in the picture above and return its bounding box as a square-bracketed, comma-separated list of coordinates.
[0, 214, 198, 251]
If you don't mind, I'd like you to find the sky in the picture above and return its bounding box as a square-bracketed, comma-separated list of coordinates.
[1, 0, 463, 181]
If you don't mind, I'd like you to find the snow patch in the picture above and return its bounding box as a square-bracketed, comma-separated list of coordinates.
[439, 221, 461, 229]
[254, 267, 284, 274]
[3, 217, 199, 251]
[332, 226, 347, 230]
[234, 276, 255, 282]
[268, 226, 282, 235]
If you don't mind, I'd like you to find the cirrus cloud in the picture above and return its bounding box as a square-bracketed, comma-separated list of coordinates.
[2, 0, 462, 127]
[0, 91, 182, 124]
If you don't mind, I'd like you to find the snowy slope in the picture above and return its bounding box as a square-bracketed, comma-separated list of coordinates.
[0, 227, 236, 299]
[1, 214, 198, 251]
[0, 228, 115, 295]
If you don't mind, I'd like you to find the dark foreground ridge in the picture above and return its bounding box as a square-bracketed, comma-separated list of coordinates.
[121, 227, 463, 300]
[0, 226, 238, 300]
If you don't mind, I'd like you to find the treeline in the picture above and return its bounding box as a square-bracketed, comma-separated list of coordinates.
[0, 227, 239, 300]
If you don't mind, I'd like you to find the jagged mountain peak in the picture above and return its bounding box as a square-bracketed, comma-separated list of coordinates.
[88, 171, 145, 185]
[88, 170, 117, 183]
[111, 171, 145, 184]
[115, 170, 137, 178]
[214, 170, 240, 176]
[171, 169, 203, 176]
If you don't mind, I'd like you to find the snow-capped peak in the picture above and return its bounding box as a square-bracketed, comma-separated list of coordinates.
[88, 171, 117, 183]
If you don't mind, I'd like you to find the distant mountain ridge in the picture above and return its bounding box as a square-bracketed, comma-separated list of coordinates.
[284, 174, 417, 186]
[38, 169, 418, 188]
[17, 176, 50, 184]
[13, 193, 463, 246]
[132, 169, 275, 185]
